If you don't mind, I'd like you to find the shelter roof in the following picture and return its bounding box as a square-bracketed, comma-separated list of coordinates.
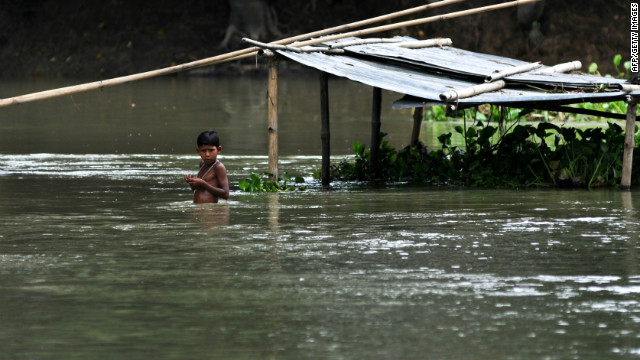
[275, 36, 640, 109]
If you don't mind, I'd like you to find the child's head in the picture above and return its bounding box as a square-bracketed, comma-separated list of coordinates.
[197, 130, 220, 147]
[196, 130, 222, 164]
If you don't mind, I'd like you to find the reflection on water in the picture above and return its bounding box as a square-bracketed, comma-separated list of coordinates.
[188, 202, 231, 227]
[0, 153, 639, 359]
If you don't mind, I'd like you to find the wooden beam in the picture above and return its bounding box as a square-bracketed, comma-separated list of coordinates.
[370, 87, 382, 178]
[525, 105, 627, 120]
[320, 73, 331, 187]
[411, 107, 424, 146]
[621, 100, 637, 190]
[267, 58, 279, 182]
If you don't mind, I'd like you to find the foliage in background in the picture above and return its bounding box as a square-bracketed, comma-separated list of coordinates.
[239, 173, 306, 192]
[329, 106, 640, 189]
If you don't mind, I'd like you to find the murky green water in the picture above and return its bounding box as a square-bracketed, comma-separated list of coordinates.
[1, 76, 639, 359]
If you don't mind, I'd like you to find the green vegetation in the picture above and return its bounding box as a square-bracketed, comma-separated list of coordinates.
[328, 116, 639, 188]
[239, 172, 306, 192]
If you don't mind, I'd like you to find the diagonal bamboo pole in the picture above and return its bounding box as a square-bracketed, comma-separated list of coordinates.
[287, 0, 540, 48]
[0, 0, 464, 108]
[0, 0, 540, 108]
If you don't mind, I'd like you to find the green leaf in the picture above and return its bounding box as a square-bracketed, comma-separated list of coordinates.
[613, 54, 622, 67]
[238, 179, 251, 192]
[600, 142, 609, 153]
[466, 127, 477, 138]
[588, 62, 598, 74]
[353, 141, 365, 156]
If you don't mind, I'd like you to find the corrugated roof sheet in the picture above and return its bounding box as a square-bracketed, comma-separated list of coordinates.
[276, 36, 640, 108]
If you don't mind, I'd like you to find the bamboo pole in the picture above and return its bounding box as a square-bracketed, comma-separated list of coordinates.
[320, 73, 331, 187]
[485, 61, 541, 82]
[289, 0, 541, 48]
[621, 99, 637, 190]
[328, 38, 403, 48]
[370, 87, 382, 179]
[267, 58, 279, 182]
[411, 107, 424, 146]
[0, 0, 466, 108]
[538, 60, 581, 74]
[440, 80, 506, 101]
[391, 38, 453, 48]
[620, 84, 640, 92]
[242, 38, 345, 54]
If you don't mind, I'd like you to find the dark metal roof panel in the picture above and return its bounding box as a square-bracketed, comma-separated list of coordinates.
[343, 37, 625, 89]
[277, 50, 638, 106]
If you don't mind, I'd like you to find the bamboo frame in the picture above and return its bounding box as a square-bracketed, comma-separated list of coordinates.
[0, 0, 466, 108]
[0, 0, 543, 108]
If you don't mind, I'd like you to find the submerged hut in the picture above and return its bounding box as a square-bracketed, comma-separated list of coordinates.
[249, 35, 639, 188]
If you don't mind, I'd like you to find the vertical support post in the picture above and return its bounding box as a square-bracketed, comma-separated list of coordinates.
[410, 106, 424, 146]
[621, 99, 637, 190]
[320, 72, 331, 187]
[370, 87, 382, 178]
[267, 58, 279, 181]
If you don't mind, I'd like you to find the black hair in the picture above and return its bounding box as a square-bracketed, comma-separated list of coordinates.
[196, 130, 220, 147]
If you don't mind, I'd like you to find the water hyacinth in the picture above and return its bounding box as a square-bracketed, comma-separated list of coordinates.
[329, 120, 639, 189]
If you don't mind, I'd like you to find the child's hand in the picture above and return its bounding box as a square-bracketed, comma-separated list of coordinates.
[184, 175, 201, 189]
[185, 175, 208, 188]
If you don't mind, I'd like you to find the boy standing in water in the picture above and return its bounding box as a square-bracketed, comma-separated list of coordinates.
[184, 130, 230, 203]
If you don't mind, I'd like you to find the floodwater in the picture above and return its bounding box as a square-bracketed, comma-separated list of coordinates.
[1, 75, 639, 359]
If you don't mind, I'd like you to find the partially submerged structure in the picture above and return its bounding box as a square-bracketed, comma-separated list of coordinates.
[250, 36, 640, 188]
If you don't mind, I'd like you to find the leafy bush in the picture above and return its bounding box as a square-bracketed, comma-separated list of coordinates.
[239, 173, 306, 192]
[329, 110, 640, 189]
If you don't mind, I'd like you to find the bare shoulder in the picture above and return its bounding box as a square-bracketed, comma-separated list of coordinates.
[215, 161, 227, 174]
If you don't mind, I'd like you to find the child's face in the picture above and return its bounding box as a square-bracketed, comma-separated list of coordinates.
[197, 145, 222, 164]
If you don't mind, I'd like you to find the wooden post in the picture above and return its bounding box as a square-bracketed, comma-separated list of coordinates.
[267, 58, 279, 182]
[320, 72, 331, 187]
[411, 107, 424, 146]
[621, 99, 637, 190]
[370, 87, 382, 178]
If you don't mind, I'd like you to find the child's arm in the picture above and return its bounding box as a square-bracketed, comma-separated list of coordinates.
[184, 164, 230, 199]
[213, 164, 230, 200]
